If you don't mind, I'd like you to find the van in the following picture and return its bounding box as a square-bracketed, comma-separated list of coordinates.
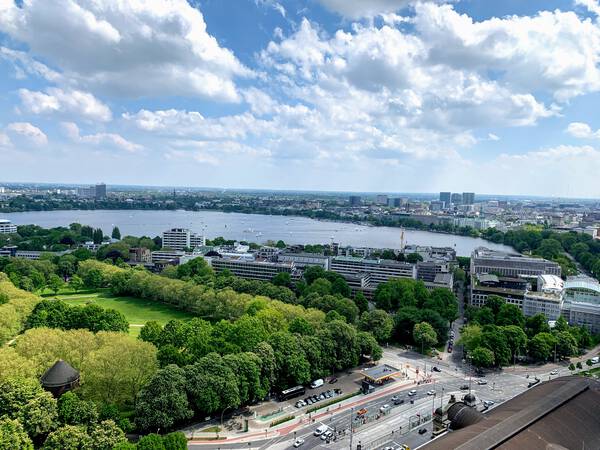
[311, 379, 324, 388]
[591, 357, 599, 364]
[314, 425, 329, 436]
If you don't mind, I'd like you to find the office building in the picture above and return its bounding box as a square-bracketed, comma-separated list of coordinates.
[471, 247, 561, 277]
[349, 195, 361, 206]
[76, 183, 107, 199]
[462, 192, 475, 205]
[207, 256, 295, 281]
[453, 217, 494, 230]
[417, 261, 454, 290]
[387, 197, 401, 207]
[429, 200, 444, 212]
[470, 274, 529, 308]
[376, 194, 388, 206]
[162, 228, 205, 251]
[0, 219, 17, 234]
[439, 192, 451, 208]
[451, 193, 462, 205]
[523, 275, 564, 320]
[278, 253, 330, 270]
[403, 245, 456, 262]
[562, 275, 600, 333]
[330, 256, 416, 286]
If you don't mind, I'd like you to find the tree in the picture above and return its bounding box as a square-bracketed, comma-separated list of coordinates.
[470, 347, 495, 368]
[555, 331, 578, 359]
[69, 275, 84, 293]
[358, 310, 393, 343]
[526, 314, 550, 338]
[42, 425, 90, 449]
[135, 365, 193, 432]
[139, 321, 163, 347]
[484, 295, 505, 318]
[568, 363, 575, 371]
[496, 304, 525, 328]
[162, 432, 187, 450]
[0, 377, 58, 438]
[480, 326, 511, 367]
[288, 317, 314, 336]
[406, 253, 423, 263]
[93, 229, 104, 245]
[472, 307, 495, 326]
[528, 332, 557, 361]
[586, 359, 593, 367]
[111, 227, 121, 240]
[357, 332, 382, 361]
[48, 274, 64, 295]
[267, 332, 310, 389]
[137, 434, 166, 450]
[501, 325, 527, 361]
[0, 417, 33, 450]
[307, 278, 332, 296]
[576, 361, 583, 370]
[353, 292, 369, 314]
[457, 325, 483, 352]
[57, 392, 99, 426]
[87, 420, 128, 450]
[272, 272, 291, 288]
[275, 240, 286, 249]
[554, 315, 569, 333]
[413, 322, 437, 352]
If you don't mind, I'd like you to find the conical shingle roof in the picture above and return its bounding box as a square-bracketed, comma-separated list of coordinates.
[40, 360, 80, 388]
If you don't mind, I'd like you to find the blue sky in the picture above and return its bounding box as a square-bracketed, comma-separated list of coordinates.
[1, 0, 600, 197]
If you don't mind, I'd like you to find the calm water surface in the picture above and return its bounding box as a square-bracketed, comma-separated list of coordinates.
[1, 210, 513, 256]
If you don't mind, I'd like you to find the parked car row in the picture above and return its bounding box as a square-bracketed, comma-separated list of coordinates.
[295, 389, 340, 408]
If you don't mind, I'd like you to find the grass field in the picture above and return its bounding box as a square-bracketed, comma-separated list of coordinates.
[56, 291, 194, 336]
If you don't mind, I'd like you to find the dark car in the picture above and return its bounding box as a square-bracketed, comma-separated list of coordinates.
[329, 377, 338, 384]
[432, 366, 441, 373]
[418, 428, 427, 435]
[460, 385, 469, 390]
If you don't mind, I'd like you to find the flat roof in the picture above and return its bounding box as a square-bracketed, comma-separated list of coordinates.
[361, 364, 401, 382]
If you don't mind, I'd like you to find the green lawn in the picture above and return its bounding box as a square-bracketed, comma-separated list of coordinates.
[56, 291, 194, 336]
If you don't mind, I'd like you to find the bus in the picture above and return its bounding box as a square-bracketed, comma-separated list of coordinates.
[279, 385, 306, 401]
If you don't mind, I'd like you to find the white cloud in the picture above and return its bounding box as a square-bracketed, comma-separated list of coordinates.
[414, 3, 600, 101]
[316, 0, 443, 19]
[0, 132, 10, 147]
[61, 122, 142, 152]
[5, 122, 48, 146]
[0, 47, 63, 82]
[255, 0, 286, 18]
[576, 0, 600, 16]
[488, 133, 500, 141]
[18, 88, 112, 122]
[566, 121, 600, 139]
[0, 0, 251, 101]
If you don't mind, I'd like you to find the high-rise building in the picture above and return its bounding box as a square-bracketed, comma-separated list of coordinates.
[349, 195, 362, 206]
[162, 228, 205, 251]
[430, 200, 444, 212]
[95, 183, 107, 199]
[376, 194, 388, 206]
[439, 192, 451, 207]
[450, 193, 462, 205]
[462, 192, 475, 205]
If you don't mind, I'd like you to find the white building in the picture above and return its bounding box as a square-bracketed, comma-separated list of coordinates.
[278, 253, 330, 270]
[0, 219, 17, 234]
[330, 256, 416, 286]
[563, 275, 600, 333]
[523, 275, 564, 320]
[162, 228, 205, 251]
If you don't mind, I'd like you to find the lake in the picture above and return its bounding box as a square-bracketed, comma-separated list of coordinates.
[1, 209, 513, 256]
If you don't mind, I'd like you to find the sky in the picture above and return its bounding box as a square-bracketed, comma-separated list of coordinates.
[0, 0, 600, 197]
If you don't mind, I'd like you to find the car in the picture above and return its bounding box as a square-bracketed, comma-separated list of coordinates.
[448, 347, 453, 353]
[426, 390, 435, 395]
[314, 425, 328, 436]
[418, 428, 427, 435]
[293, 438, 305, 447]
[356, 408, 368, 416]
[483, 400, 495, 408]
[432, 366, 441, 373]
[550, 369, 559, 375]
[320, 430, 333, 441]
[391, 395, 400, 402]
[311, 379, 324, 389]
[312, 395, 318, 402]
[319, 393, 326, 400]
[394, 398, 405, 405]
[408, 390, 417, 396]
[380, 404, 391, 412]
[476, 379, 487, 385]
[305, 398, 312, 405]
[329, 377, 338, 384]
[460, 385, 469, 390]
[324, 391, 332, 398]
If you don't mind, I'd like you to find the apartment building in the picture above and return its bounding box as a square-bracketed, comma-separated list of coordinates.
[162, 228, 205, 251]
[0, 219, 17, 234]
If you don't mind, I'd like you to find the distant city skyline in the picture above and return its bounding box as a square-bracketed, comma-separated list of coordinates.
[1, 1, 600, 196]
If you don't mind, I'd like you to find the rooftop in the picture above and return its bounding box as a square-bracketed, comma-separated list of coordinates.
[361, 364, 401, 382]
[40, 360, 80, 388]
[422, 376, 600, 450]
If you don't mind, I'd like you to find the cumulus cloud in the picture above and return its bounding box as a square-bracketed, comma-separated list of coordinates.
[61, 122, 142, 152]
[566, 121, 600, 139]
[0, 0, 251, 101]
[18, 88, 112, 122]
[316, 0, 444, 19]
[5, 122, 48, 146]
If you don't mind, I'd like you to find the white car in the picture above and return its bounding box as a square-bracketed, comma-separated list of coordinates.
[380, 404, 391, 412]
[483, 400, 495, 408]
[550, 369, 559, 375]
[408, 390, 417, 396]
[320, 430, 333, 441]
[426, 390, 435, 395]
[293, 438, 305, 447]
[476, 379, 487, 385]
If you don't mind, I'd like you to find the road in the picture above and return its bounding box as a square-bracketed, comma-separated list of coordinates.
[189, 352, 563, 450]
